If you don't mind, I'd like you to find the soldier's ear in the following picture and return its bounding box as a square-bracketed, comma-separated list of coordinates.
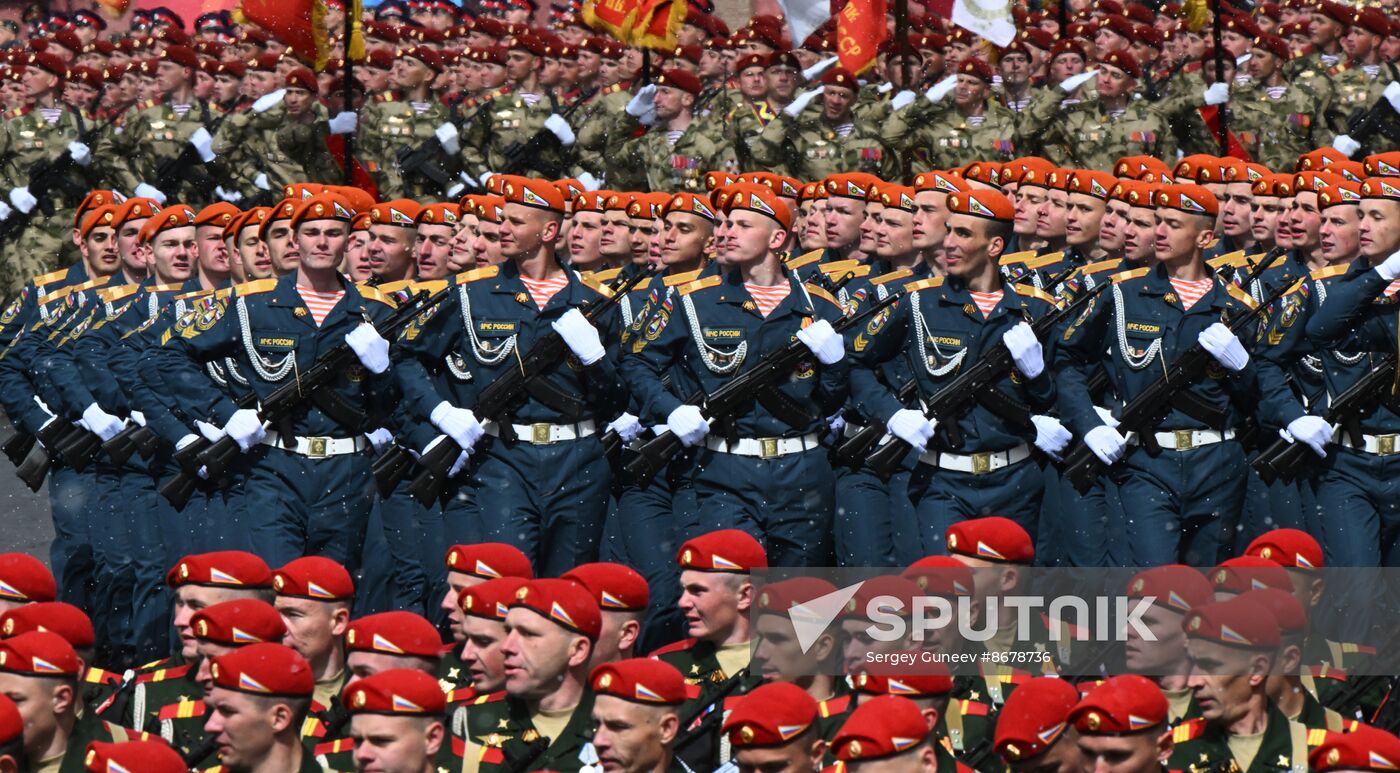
[424, 719, 446, 756]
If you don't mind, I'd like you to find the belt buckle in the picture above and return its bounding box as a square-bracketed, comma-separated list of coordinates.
[531, 423, 553, 445]
[1173, 429, 1194, 451]
[306, 437, 329, 458]
[971, 452, 991, 474]
[1379, 434, 1396, 456]
[760, 438, 780, 459]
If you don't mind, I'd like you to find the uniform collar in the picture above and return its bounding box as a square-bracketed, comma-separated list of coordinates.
[1139, 262, 1229, 312]
[716, 267, 812, 319]
[491, 258, 588, 314]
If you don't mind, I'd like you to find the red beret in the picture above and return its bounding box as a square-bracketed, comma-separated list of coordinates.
[273, 557, 354, 602]
[1350, 7, 1389, 36]
[656, 68, 701, 96]
[723, 682, 819, 747]
[1244, 529, 1322, 570]
[1136, 25, 1165, 49]
[754, 577, 838, 620]
[457, 577, 528, 620]
[946, 516, 1033, 562]
[0, 553, 56, 603]
[192, 599, 286, 646]
[1239, 588, 1307, 635]
[1070, 675, 1169, 734]
[1252, 34, 1290, 61]
[84, 740, 187, 773]
[840, 575, 921, 620]
[499, 175, 567, 214]
[343, 668, 447, 716]
[210, 642, 314, 697]
[1153, 184, 1218, 217]
[677, 529, 767, 573]
[853, 662, 954, 696]
[0, 602, 94, 648]
[590, 658, 688, 704]
[506, 32, 549, 57]
[956, 56, 995, 82]
[0, 630, 81, 676]
[994, 677, 1081, 761]
[1210, 557, 1293, 595]
[1050, 38, 1090, 62]
[444, 543, 534, 579]
[401, 45, 443, 72]
[831, 695, 930, 761]
[167, 551, 272, 589]
[821, 66, 858, 90]
[733, 53, 767, 72]
[158, 44, 198, 69]
[1310, 723, 1400, 772]
[1099, 13, 1136, 39]
[0, 696, 18, 747]
[902, 555, 975, 597]
[510, 579, 602, 640]
[346, 612, 443, 658]
[562, 563, 650, 612]
[247, 52, 282, 73]
[1126, 565, 1214, 613]
[284, 66, 317, 93]
[1098, 48, 1141, 79]
[1184, 596, 1282, 649]
[66, 66, 103, 90]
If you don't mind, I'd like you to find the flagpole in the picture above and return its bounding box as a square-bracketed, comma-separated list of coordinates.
[894, 0, 909, 90]
[1210, 0, 1227, 155]
[343, 3, 355, 185]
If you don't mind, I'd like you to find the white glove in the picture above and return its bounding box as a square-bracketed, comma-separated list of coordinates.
[801, 55, 839, 81]
[67, 141, 91, 167]
[784, 86, 823, 117]
[195, 420, 225, 442]
[1002, 322, 1044, 379]
[431, 401, 485, 452]
[1197, 322, 1249, 372]
[1384, 81, 1400, 113]
[1084, 424, 1128, 465]
[890, 90, 916, 111]
[129, 411, 146, 427]
[435, 121, 461, 154]
[251, 88, 285, 113]
[0, 201, 11, 221]
[1093, 405, 1120, 429]
[1284, 415, 1334, 458]
[1332, 134, 1362, 157]
[665, 404, 709, 447]
[551, 308, 606, 365]
[1235, 53, 1252, 66]
[925, 74, 958, 103]
[80, 403, 125, 442]
[223, 408, 267, 452]
[827, 412, 846, 435]
[606, 412, 644, 443]
[1202, 82, 1230, 106]
[188, 126, 216, 163]
[134, 182, 167, 204]
[446, 180, 466, 199]
[795, 319, 844, 365]
[328, 111, 358, 135]
[543, 114, 575, 146]
[626, 84, 657, 122]
[877, 81, 893, 94]
[365, 427, 394, 453]
[1059, 69, 1098, 93]
[422, 435, 472, 476]
[887, 408, 935, 452]
[1031, 414, 1073, 459]
[1377, 248, 1400, 281]
[8, 187, 37, 214]
[345, 322, 390, 374]
[578, 172, 601, 191]
[253, 173, 271, 191]
[215, 186, 243, 203]
[175, 434, 201, 451]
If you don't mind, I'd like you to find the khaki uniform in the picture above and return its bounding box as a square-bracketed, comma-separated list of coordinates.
[722, 98, 782, 174]
[882, 97, 1019, 172]
[1319, 61, 1400, 134]
[460, 91, 577, 183]
[1038, 98, 1172, 171]
[1234, 84, 1332, 171]
[573, 83, 633, 175]
[357, 94, 458, 200]
[216, 102, 334, 196]
[611, 116, 732, 192]
[0, 106, 93, 294]
[99, 98, 230, 201]
[749, 101, 898, 181]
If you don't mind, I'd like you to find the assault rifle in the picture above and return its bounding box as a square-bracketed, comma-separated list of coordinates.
[497, 87, 598, 179]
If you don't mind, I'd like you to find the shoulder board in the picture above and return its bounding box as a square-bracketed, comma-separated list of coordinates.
[1081, 258, 1123, 276]
[84, 666, 121, 685]
[101, 722, 151, 743]
[786, 249, 825, 270]
[1022, 251, 1065, 270]
[647, 637, 700, 657]
[1203, 237, 1221, 251]
[137, 664, 192, 683]
[138, 657, 173, 670]
[1172, 718, 1207, 743]
[960, 699, 992, 716]
[374, 279, 416, 294]
[870, 268, 913, 286]
[147, 283, 183, 294]
[157, 699, 206, 720]
[1307, 727, 1332, 747]
[998, 249, 1040, 266]
[1013, 284, 1056, 305]
[98, 285, 143, 304]
[825, 264, 871, 280]
[1207, 250, 1248, 270]
[173, 288, 215, 302]
[33, 268, 68, 286]
[45, 278, 106, 305]
[314, 738, 354, 756]
[1307, 663, 1348, 681]
[474, 690, 508, 705]
[579, 273, 613, 297]
[679, 276, 722, 296]
[818, 694, 852, 718]
[904, 276, 946, 293]
[1225, 283, 1258, 309]
[1330, 640, 1377, 658]
[234, 278, 278, 296]
[1310, 263, 1349, 281]
[1110, 267, 1152, 283]
[357, 285, 394, 305]
[817, 259, 862, 275]
[454, 265, 501, 285]
[663, 268, 705, 287]
[806, 284, 841, 308]
[413, 279, 450, 294]
[585, 267, 623, 284]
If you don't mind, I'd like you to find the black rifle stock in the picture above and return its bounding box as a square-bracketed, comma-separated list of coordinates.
[497, 88, 597, 178]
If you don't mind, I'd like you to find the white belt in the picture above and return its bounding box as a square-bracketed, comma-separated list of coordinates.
[918, 443, 1031, 474]
[482, 419, 597, 445]
[260, 432, 368, 458]
[1135, 428, 1236, 451]
[704, 432, 821, 459]
[1341, 433, 1400, 456]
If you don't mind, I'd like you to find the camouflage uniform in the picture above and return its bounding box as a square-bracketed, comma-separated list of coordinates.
[357, 93, 458, 200]
[749, 101, 898, 181]
[460, 91, 578, 183]
[1234, 84, 1332, 171]
[1319, 61, 1400, 134]
[611, 116, 732, 192]
[215, 102, 334, 197]
[881, 97, 1019, 172]
[99, 98, 231, 202]
[721, 98, 783, 175]
[1032, 98, 1172, 171]
[0, 106, 94, 294]
[573, 82, 633, 175]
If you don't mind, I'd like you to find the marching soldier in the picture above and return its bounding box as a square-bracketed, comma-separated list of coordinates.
[832, 694, 976, 773]
[203, 643, 324, 771]
[270, 557, 354, 711]
[750, 68, 898, 181]
[1069, 676, 1175, 773]
[884, 58, 1019, 172]
[587, 659, 689, 773]
[993, 677, 1084, 772]
[611, 69, 730, 193]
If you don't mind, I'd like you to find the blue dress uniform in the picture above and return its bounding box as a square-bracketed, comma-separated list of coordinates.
[155, 270, 398, 570]
[1055, 259, 1286, 566]
[621, 268, 848, 567]
[394, 259, 626, 578]
[851, 275, 1058, 553]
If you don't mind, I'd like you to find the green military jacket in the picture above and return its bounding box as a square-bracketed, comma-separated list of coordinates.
[882, 97, 1019, 172]
[42, 709, 149, 773]
[100, 98, 230, 199]
[1230, 84, 1331, 171]
[467, 692, 598, 773]
[1167, 704, 1308, 773]
[612, 117, 731, 192]
[125, 663, 216, 765]
[750, 102, 897, 181]
[1048, 98, 1173, 171]
[574, 83, 634, 166]
[1319, 61, 1400, 134]
[461, 91, 578, 183]
[359, 93, 457, 200]
[0, 105, 91, 205]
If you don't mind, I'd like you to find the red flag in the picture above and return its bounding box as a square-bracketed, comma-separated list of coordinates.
[582, 0, 641, 45]
[1198, 106, 1251, 161]
[235, 0, 331, 70]
[324, 135, 380, 200]
[631, 0, 687, 48]
[836, 0, 887, 75]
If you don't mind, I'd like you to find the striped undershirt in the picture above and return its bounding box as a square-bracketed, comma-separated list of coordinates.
[1386, 278, 1400, 297]
[520, 92, 542, 107]
[520, 274, 569, 309]
[1168, 277, 1215, 311]
[37, 107, 62, 124]
[744, 282, 790, 317]
[170, 103, 191, 117]
[296, 287, 345, 327]
[665, 129, 684, 145]
[1265, 86, 1287, 100]
[410, 101, 432, 114]
[833, 123, 854, 138]
[969, 289, 1003, 318]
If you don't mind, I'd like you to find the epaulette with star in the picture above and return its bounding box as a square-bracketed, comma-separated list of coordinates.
[454, 265, 500, 285]
[1012, 283, 1056, 305]
[678, 275, 722, 296]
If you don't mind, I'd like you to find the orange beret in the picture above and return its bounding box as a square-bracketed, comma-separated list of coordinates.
[823, 173, 882, 201]
[878, 184, 918, 213]
[1317, 179, 1362, 209]
[367, 198, 424, 227]
[946, 190, 1016, 223]
[1067, 170, 1117, 200]
[1108, 179, 1156, 207]
[662, 192, 718, 222]
[1251, 173, 1296, 198]
[913, 170, 971, 194]
[1153, 183, 1219, 216]
[73, 190, 120, 228]
[137, 203, 196, 243]
[194, 202, 241, 229]
[1360, 177, 1400, 202]
[1363, 152, 1400, 177]
[415, 203, 460, 227]
[722, 183, 793, 231]
[78, 205, 117, 240]
[499, 175, 567, 213]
